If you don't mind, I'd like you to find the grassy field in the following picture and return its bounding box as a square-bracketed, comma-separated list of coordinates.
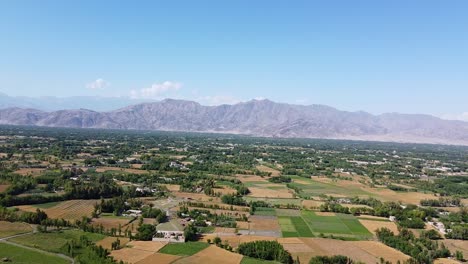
[289, 175, 370, 197]
[278, 211, 371, 239]
[158, 242, 210, 256]
[0, 221, 32, 238]
[0, 242, 70, 264]
[32, 201, 63, 209]
[9, 230, 106, 254]
[254, 207, 276, 216]
[302, 211, 371, 237]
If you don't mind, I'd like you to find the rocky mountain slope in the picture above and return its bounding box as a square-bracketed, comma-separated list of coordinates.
[1, 99, 467, 145]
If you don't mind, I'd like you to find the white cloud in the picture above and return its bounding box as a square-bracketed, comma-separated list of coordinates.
[196, 95, 241, 106]
[130, 81, 182, 99]
[86, 78, 110, 90]
[440, 112, 468, 122]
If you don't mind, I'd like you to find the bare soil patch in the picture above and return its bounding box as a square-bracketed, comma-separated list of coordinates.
[91, 217, 132, 231]
[0, 184, 10, 193]
[236, 221, 249, 230]
[127, 241, 167, 252]
[443, 239, 468, 257]
[162, 184, 181, 192]
[249, 216, 280, 231]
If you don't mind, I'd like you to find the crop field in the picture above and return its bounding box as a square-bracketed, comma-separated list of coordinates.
[253, 207, 276, 216]
[110, 241, 167, 263]
[247, 186, 294, 198]
[158, 242, 209, 256]
[91, 216, 134, 232]
[244, 197, 302, 207]
[96, 237, 130, 250]
[278, 211, 371, 239]
[359, 219, 399, 235]
[136, 253, 182, 264]
[173, 245, 244, 264]
[0, 221, 32, 238]
[16, 199, 98, 220]
[289, 176, 371, 197]
[9, 230, 106, 254]
[0, 242, 69, 264]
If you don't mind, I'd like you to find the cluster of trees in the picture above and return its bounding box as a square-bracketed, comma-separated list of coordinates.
[376, 227, 451, 263]
[0, 206, 48, 224]
[268, 176, 292, 183]
[446, 225, 468, 240]
[141, 207, 166, 223]
[420, 197, 461, 207]
[221, 194, 247, 206]
[63, 235, 122, 264]
[319, 202, 350, 214]
[309, 255, 362, 264]
[237, 240, 293, 264]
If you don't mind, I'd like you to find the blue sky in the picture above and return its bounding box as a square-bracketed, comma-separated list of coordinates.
[0, 1, 467, 118]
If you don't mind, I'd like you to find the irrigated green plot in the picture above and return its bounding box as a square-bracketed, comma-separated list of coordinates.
[290, 216, 314, 237]
[0, 242, 70, 264]
[9, 230, 106, 254]
[254, 207, 276, 216]
[158, 242, 209, 256]
[278, 217, 298, 237]
[289, 175, 370, 197]
[301, 211, 372, 238]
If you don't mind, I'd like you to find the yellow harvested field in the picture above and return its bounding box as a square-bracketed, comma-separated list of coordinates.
[351, 241, 411, 263]
[298, 238, 410, 264]
[249, 217, 280, 231]
[161, 184, 181, 192]
[443, 239, 468, 257]
[127, 241, 167, 252]
[111, 247, 153, 263]
[247, 187, 293, 198]
[173, 245, 243, 264]
[131, 164, 143, 169]
[434, 259, 460, 264]
[341, 204, 372, 209]
[214, 187, 237, 195]
[302, 200, 324, 209]
[0, 184, 10, 193]
[17, 199, 98, 220]
[237, 175, 269, 183]
[315, 212, 336, 216]
[362, 187, 435, 205]
[0, 221, 32, 238]
[91, 217, 132, 231]
[359, 219, 399, 235]
[96, 237, 130, 250]
[236, 221, 249, 230]
[256, 165, 280, 176]
[136, 253, 182, 264]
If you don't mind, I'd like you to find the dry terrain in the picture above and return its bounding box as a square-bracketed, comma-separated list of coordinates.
[0, 221, 32, 238]
[359, 219, 399, 235]
[110, 241, 167, 263]
[17, 199, 98, 220]
[173, 245, 244, 264]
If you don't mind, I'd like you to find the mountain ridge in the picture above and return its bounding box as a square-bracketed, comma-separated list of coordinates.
[1, 99, 467, 146]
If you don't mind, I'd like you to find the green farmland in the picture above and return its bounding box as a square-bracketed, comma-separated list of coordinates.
[278, 210, 372, 239]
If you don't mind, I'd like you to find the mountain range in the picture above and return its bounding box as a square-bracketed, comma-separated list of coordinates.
[1, 98, 468, 146]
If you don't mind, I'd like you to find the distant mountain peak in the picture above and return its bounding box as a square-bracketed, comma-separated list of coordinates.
[0, 98, 467, 145]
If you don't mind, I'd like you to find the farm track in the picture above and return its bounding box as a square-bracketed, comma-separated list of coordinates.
[0, 230, 74, 264]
